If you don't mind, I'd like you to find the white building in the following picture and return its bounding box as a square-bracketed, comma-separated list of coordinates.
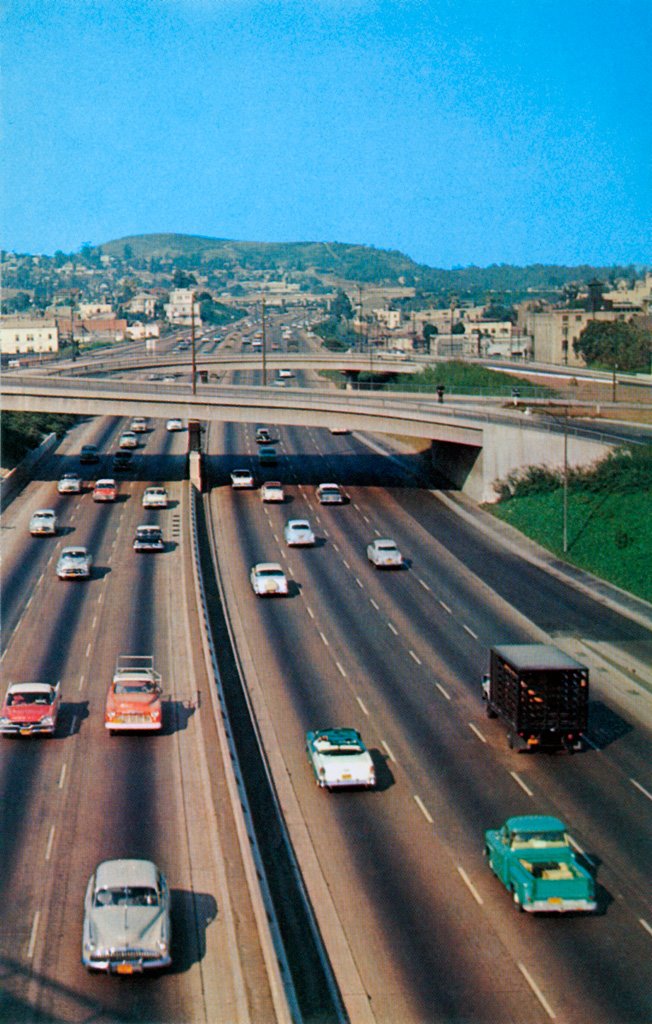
[126, 322, 160, 341]
[0, 317, 59, 355]
[125, 293, 158, 318]
[78, 301, 114, 319]
[164, 288, 201, 325]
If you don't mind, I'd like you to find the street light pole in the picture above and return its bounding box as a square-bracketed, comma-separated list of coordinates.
[190, 292, 197, 395]
[261, 295, 267, 386]
[562, 406, 569, 554]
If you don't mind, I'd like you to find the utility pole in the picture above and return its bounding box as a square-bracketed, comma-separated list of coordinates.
[261, 295, 268, 386]
[562, 406, 569, 554]
[190, 292, 197, 395]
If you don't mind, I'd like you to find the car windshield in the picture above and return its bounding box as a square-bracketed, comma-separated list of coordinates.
[7, 691, 53, 706]
[378, 543, 397, 551]
[65, 550, 86, 560]
[510, 831, 568, 848]
[94, 886, 159, 907]
[258, 569, 283, 578]
[113, 681, 157, 695]
[290, 522, 309, 530]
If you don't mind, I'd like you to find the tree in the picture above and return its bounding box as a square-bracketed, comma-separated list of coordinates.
[574, 320, 651, 372]
[451, 321, 465, 335]
[172, 269, 197, 289]
[330, 289, 353, 321]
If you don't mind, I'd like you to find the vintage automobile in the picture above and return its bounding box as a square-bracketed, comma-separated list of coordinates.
[56, 546, 92, 579]
[249, 562, 289, 596]
[29, 509, 58, 536]
[484, 815, 597, 913]
[57, 472, 83, 494]
[260, 481, 285, 503]
[142, 486, 169, 509]
[119, 431, 138, 449]
[231, 469, 255, 489]
[104, 656, 163, 733]
[283, 518, 315, 547]
[79, 444, 100, 464]
[278, 368, 294, 378]
[306, 728, 376, 790]
[255, 427, 272, 444]
[166, 418, 184, 432]
[93, 478, 118, 503]
[82, 858, 172, 972]
[366, 538, 403, 568]
[329, 426, 349, 435]
[258, 446, 278, 466]
[0, 681, 60, 736]
[133, 525, 164, 552]
[112, 450, 133, 472]
[316, 483, 345, 505]
[130, 416, 148, 433]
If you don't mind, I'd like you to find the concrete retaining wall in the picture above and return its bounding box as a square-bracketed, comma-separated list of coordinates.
[0, 432, 59, 510]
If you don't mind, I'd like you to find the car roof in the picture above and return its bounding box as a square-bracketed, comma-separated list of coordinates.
[263, 481, 282, 487]
[232, 468, 252, 474]
[8, 682, 54, 695]
[505, 815, 567, 833]
[318, 483, 339, 489]
[137, 524, 161, 532]
[95, 859, 159, 889]
[61, 546, 87, 555]
[287, 519, 310, 527]
[145, 485, 166, 491]
[32, 508, 55, 516]
[254, 562, 284, 573]
[375, 538, 397, 546]
[61, 472, 81, 478]
[95, 479, 116, 486]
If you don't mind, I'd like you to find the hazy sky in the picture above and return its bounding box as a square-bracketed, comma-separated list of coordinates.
[2, 0, 650, 267]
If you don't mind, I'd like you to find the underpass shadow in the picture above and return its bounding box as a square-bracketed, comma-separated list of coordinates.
[168, 889, 218, 973]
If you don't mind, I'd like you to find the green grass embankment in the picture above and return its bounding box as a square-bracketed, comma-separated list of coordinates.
[488, 446, 652, 602]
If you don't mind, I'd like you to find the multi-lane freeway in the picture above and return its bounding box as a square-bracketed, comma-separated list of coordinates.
[1, 337, 651, 1023]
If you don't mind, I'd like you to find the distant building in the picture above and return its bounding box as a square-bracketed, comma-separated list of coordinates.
[125, 293, 158, 318]
[164, 288, 201, 325]
[78, 301, 114, 319]
[373, 309, 402, 330]
[0, 316, 59, 355]
[518, 307, 637, 366]
[126, 322, 160, 341]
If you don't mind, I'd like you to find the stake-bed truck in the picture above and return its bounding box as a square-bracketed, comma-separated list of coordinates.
[482, 644, 588, 751]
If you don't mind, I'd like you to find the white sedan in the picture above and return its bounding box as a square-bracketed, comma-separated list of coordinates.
[29, 509, 58, 536]
[366, 538, 403, 568]
[56, 546, 92, 579]
[166, 418, 184, 432]
[57, 473, 83, 494]
[316, 483, 345, 505]
[142, 486, 169, 509]
[284, 519, 315, 546]
[260, 481, 285, 503]
[250, 563, 289, 596]
[119, 431, 138, 449]
[231, 469, 255, 489]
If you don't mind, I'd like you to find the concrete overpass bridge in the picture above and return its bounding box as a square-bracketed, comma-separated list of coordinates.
[2, 372, 619, 502]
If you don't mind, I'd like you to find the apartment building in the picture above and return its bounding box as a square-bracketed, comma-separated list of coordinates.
[0, 317, 59, 355]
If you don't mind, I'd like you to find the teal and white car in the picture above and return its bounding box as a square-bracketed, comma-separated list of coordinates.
[306, 728, 376, 790]
[484, 815, 597, 913]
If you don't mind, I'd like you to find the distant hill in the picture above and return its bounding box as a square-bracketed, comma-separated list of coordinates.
[98, 233, 642, 296]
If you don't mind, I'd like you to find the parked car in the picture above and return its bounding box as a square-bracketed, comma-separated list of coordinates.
[366, 538, 403, 568]
[133, 525, 164, 552]
[260, 481, 285, 503]
[249, 562, 289, 596]
[305, 728, 376, 790]
[93, 479, 118, 503]
[56, 546, 92, 579]
[142, 486, 168, 509]
[130, 416, 148, 433]
[29, 509, 58, 536]
[166, 418, 184, 431]
[231, 469, 255, 489]
[316, 483, 345, 504]
[57, 472, 83, 494]
[79, 444, 100, 464]
[484, 816, 597, 913]
[82, 858, 171, 972]
[284, 519, 315, 546]
[119, 431, 138, 449]
[0, 681, 60, 736]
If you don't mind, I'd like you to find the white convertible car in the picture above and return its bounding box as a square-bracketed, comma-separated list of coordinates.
[306, 728, 376, 790]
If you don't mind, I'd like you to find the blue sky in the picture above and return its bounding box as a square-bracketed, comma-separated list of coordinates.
[2, 0, 650, 267]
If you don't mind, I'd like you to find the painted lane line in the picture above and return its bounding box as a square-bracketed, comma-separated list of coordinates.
[418, 578, 430, 591]
[273, 533, 280, 544]
[355, 577, 364, 589]
[567, 836, 597, 868]
[323, 529, 330, 538]
[510, 771, 534, 797]
[435, 682, 451, 701]
[69, 716, 77, 737]
[457, 865, 484, 906]
[387, 622, 398, 635]
[356, 696, 370, 716]
[336, 661, 347, 678]
[463, 624, 479, 640]
[286, 565, 295, 577]
[58, 763, 67, 789]
[363, 515, 371, 524]
[306, 606, 315, 619]
[374, 528, 381, 537]
[332, 543, 340, 553]
[45, 825, 55, 862]
[92, 615, 97, 631]
[439, 600, 452, 614]
[78, 674, 85, 692]
[381, 740, 396, 763]
[353, 503, 361, 511]
[630, 778, 652, 802]
[370, 598, 379, 610]
[25, 594, 33, 610]
[409, 650, 422, 665]
[639, 918, 652, 938]
[27, 911, 40, 959]
[414, 795, 434, 825]
[342, 559, 350, 569]
[319, 632, 329, 647]
[86, 642, 91, 658]
[468, 722, 487, 744]
[582, 733, 599, 751]
[518, 963, 556, 1020]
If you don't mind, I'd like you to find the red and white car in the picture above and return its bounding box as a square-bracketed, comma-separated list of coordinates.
[105, 656, 163, 734]
[93, 478, 118, 502]
[0, 682, 61, 736]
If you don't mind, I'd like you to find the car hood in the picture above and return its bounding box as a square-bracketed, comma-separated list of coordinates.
[3, 705, 53, 722]
[89, 905, 166, 951]
[109, 693, 160, 712]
